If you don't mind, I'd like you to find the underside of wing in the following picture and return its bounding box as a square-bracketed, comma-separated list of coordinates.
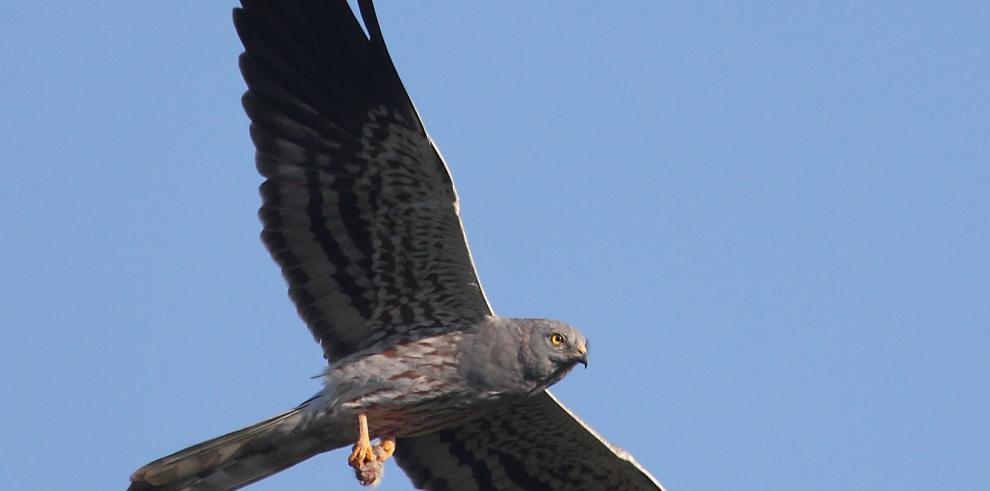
[395, 391, 666, 491]
[233, 0, 493, 361]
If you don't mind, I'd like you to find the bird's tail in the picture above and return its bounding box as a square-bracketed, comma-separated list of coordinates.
[128, 403, 347, 491]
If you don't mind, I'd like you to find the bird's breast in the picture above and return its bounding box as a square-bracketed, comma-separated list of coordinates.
[324, 332, 519, 437]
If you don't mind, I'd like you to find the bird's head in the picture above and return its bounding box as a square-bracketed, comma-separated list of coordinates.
[519, 319, 589, 388]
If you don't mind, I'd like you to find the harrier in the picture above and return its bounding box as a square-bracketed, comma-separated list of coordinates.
[128, 1, 664, 489]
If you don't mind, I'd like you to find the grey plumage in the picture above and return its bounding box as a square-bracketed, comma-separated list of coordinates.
[457, 320, 588, 395]
[128, 1, 664, 490]
[128, 405, 340, 491]
[129, 320, 593, 490]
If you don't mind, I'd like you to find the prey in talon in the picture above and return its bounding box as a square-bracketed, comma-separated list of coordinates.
[126, 1, 664, 490]
[347, 414, 394, 484]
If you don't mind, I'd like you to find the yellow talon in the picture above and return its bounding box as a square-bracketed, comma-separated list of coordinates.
[348, 415, 395, 486]
[347, 414, 375, 469]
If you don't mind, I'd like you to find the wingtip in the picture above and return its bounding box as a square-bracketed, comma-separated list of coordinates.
[357, 0, 382, 42]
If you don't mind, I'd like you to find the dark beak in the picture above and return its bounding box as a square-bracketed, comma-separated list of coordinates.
[576, 342, 589, 368]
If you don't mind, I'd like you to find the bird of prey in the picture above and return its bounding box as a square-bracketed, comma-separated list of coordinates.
[128, 1, 665, 490]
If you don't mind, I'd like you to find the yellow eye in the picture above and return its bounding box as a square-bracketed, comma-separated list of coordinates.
[550, 333, 565, 346]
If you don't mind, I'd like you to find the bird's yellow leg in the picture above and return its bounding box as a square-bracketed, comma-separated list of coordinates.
[374, 436, 396, 462]
[347, 413, 375, 469]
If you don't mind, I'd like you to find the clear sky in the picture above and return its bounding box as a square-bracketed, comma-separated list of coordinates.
[2, 2, 988, 490]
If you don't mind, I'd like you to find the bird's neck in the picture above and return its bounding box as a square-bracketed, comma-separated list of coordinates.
[457, 318, 546, 396]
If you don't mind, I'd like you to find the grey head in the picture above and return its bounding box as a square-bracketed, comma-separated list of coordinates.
[460, 318, 589, 395]
[517, 318, 588, 372]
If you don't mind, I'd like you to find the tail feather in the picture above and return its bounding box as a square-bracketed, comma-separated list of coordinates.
[128, 406, 344, 491]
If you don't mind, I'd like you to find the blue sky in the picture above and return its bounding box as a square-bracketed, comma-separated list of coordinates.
[2, 2, 989, 490]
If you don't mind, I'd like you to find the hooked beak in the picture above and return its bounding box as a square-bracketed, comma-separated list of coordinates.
[576, 341, 589, 368]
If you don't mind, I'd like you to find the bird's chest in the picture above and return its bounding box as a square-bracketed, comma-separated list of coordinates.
[360, 389, 510, 438]
[327, 335, 516, 437]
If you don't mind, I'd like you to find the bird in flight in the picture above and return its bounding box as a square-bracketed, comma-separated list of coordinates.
[128, 1, 665, 489]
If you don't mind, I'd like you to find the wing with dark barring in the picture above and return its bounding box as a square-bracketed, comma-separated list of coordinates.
[234, 0, 493, 362]
[395, 391, 666, 491]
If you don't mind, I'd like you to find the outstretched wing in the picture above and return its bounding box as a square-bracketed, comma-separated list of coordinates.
[395, 391, 666, 491]
[233, 0, 492, 361]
